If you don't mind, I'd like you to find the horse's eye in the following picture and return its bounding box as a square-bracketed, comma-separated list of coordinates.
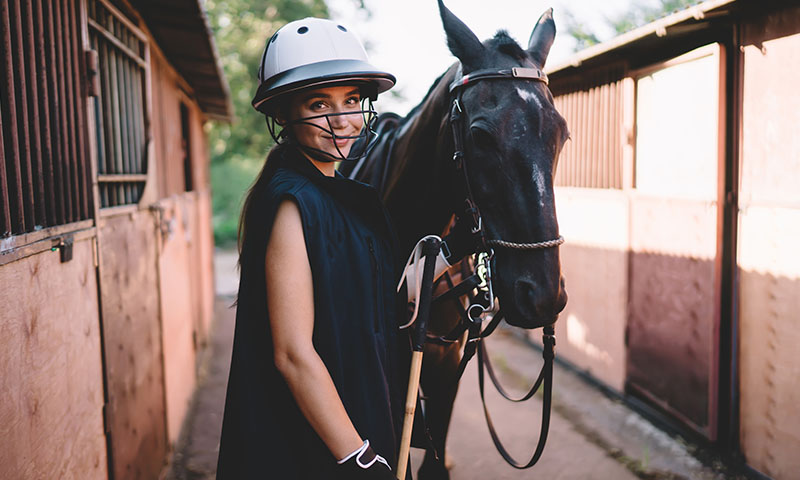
[470, 125, 495, 150]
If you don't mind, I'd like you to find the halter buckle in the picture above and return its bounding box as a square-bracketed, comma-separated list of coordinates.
[453, 151, 464, 169]
[471, 216, 482, 234]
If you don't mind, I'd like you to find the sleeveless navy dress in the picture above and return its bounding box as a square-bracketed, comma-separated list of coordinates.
[217, 147, 406, 479]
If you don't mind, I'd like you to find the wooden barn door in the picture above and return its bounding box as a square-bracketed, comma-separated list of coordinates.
[626, 44, 725, 439]
[97, 211, 168, 479]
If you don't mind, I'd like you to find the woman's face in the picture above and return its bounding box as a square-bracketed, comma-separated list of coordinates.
[287, 85, 364, 159]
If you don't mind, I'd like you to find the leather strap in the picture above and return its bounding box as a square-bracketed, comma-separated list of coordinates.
[477, 326, 555, 469]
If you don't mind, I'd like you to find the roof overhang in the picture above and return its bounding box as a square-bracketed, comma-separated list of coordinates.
[137, 0, 232, 121]
[547, 0, 740, 77]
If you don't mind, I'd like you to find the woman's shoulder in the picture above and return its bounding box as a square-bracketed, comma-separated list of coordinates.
[265, 167, 334, 221]
[268, 167, 310, 194]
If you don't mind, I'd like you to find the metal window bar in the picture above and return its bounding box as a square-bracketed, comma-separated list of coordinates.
[1, 0, 91, 236]
[88, 0, 147, 208]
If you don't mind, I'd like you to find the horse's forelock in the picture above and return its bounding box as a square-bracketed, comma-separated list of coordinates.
[488, 30, 528, 62]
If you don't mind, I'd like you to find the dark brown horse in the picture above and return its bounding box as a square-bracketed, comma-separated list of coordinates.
[341, 2, 569, 478]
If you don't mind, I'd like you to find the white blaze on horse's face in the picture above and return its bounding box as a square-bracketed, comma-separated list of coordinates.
[514, 86, 547, 206]
[530, 162, 546, 208]
[515, 86, 543, 111]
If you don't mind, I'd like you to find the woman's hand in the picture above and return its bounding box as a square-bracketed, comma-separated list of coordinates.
[266, 199, 364, 460]
[337, 440, 394, 479]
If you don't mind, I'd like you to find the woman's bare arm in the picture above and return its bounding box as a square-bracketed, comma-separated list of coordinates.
[266, 199, 363, 460]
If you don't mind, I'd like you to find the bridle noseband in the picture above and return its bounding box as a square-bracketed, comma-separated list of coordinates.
[448, 65, 564, 254]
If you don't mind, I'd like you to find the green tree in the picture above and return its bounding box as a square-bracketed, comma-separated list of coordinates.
[563, 0, 700, 51]
[205, 0, 329, 167]
[205, 0, 329, 245]
[562, 11, 601, 52]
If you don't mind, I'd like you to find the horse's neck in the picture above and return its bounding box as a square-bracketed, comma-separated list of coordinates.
[384, 66, 458, 253]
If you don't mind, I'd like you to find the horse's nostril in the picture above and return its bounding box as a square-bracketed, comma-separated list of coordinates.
[513, 277, 566, 319]
[514, 278, 539, 308]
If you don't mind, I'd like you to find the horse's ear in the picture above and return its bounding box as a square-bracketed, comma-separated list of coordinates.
[438, 0, 484, 71]
[527, 8, 556, 67]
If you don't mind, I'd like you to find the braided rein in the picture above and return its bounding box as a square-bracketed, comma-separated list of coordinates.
[486, 235, 564, 250]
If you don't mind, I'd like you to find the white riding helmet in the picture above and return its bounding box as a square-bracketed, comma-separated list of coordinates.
[252, 17, 396, 114]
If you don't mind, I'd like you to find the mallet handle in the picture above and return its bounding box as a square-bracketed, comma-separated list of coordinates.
[397, 238, 440, 479]
[396, 351, 423, 479]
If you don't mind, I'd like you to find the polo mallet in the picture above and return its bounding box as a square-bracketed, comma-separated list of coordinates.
[397, 237, 441, 480]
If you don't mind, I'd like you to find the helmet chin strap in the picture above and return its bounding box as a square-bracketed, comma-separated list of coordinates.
[266, 98, 378, 162]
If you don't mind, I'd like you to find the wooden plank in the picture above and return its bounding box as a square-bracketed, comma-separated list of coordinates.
[0, 73, 10, 235]
[33, 0, 57, 226]
[98, 36, 116, 204]
[188, 100, 215, 340]
[97, 209, 167, 480]
[132, 65, 144, 176]
[22, 0, 47, 227]
[107, 41, 124, 205]
[119, 28, 134, 205]
[67, 0, 91, 219]
[0, 240, 108, 479]
[155, 197, 198, 445]
[43, 0, 66, 224]
[10, 0, 36, 229]
[87, 18, 146, 68]
[60, 0, 81, 222]
[97, 173, 147, 183]
[195, 189, 215, 338]
[54, 0, 76, 223]
[1, 0, 26, 233]
[0, 223, 95, 266]
[95, 0, 147, 42]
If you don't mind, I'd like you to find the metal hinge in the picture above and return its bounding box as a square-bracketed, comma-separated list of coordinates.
[51, 234, 74, 263]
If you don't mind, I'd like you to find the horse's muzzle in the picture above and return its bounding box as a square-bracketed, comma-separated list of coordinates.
[506, 275, 567, 328]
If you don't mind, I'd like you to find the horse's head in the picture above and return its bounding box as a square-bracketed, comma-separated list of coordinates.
[438, 1, 569, 328]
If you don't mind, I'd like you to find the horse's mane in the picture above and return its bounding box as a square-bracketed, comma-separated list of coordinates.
[399, 69, 451, 123]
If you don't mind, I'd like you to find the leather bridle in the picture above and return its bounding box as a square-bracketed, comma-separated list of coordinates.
[447, 65, 564, 255]
[430, 64, 563, 470]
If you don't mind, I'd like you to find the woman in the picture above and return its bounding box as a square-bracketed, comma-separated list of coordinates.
[216, 17, 402, 479]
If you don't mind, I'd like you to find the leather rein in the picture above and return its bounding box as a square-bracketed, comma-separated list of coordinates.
[428, 64, 562, 469]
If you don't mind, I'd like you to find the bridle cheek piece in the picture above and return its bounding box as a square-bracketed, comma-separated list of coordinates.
[448, 66, 564, 255]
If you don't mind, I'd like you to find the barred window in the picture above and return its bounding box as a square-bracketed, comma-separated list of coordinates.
[1, 0, 91, 237]
[88, 0, 148, 208]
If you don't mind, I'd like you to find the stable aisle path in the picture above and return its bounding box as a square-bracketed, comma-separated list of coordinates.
[166, 249, 721, 479]
[431, 334, 637, 480]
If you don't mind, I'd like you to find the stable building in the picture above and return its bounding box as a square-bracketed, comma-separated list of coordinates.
[0, 0, 231, 478]
[546, 0, 799, 478]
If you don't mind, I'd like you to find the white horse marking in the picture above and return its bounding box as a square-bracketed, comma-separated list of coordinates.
[531, 163, 546, 207]
[516, 86, 543, 110]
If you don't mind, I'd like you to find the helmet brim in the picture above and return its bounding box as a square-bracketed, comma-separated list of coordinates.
[252, 59, 396, 114]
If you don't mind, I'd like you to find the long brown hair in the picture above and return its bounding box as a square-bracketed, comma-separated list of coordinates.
[236, 142, 289, 261]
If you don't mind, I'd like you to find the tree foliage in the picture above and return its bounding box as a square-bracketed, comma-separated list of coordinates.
[563, 0, 701, 52]
[204, 0, 330, 245]
[203, 1, 375, 245]
[205, 0, 329, 166]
